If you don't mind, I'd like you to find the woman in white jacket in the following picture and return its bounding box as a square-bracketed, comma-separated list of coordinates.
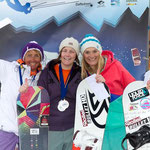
[0, 41, 44, 150]
[144, 70, 150, 90]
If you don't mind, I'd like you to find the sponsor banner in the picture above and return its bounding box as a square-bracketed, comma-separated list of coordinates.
[0, 0, 149, 80]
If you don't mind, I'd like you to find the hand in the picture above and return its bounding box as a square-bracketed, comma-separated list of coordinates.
[19, 78, 29, 93]
[95, 68, 105, 83]
[146, 80, 150, 90]
[14, 144, 18, 150]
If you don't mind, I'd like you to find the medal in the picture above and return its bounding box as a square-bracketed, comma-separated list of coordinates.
[58, 64, 72, 112]
[62, 99, 69, 109]
[57, 99, 69, 112]
[58, 100, 65, 112]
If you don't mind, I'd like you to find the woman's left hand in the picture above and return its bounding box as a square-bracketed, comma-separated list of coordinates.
[146, 80, 150, 90]
[95, 68, 105, 83]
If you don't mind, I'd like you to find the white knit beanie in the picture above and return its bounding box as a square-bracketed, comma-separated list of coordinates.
[59, 37, 80, 55]
[80, 34, 102, 54]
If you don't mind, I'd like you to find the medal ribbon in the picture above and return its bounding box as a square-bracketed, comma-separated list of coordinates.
[19, 65, 23, 85]
[59, 64, 72, 100]
[19, 65, 36, 86]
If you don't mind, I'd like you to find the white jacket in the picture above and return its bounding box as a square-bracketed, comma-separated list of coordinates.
[144, 70, 150, 84]
[0, 59, 41, 135]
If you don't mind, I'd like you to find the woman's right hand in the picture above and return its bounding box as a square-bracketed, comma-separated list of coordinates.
[95, 68, 105, 83]
[19, 78, 29, 93]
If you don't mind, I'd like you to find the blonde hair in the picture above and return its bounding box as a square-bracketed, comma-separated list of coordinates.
[81, 54, 104, 79]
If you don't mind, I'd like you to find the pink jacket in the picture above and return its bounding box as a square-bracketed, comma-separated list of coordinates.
[101, 50, 136, 101]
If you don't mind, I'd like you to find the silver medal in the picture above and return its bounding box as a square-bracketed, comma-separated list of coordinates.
[57, 102, 65, 111]
[62, 99, 69, 110]
[57, 99, 69, 112]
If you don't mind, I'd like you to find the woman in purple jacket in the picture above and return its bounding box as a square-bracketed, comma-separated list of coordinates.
[38, 37, 81, 150]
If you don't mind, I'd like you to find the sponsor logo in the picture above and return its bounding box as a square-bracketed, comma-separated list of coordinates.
[125, 116, 150, 130]
[80, 94, 92, 125]
[128, 87, 149, 102]
[111, 0, 120, 6]
[87, 90, 110, 128]
[140, 98, 150, 110]
[125, 117, 141, 127]
[30, 128, 39, 135]
[80, 89, 110, 128]
[127, 3, 136, 5]
[126, 0, 137, 5]
[68, 42, 73, 46]
[131, 48, 141, 66]
[80, 110, 88, 127]
[97, 0, 105, 7]
[75, 2, 93, 7]
[40, 115, 49, 126]
[126, 0, 137, 2]
[129, 104, 138, 111]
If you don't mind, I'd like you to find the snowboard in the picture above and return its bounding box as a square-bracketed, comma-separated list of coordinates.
[122, 81, 150, 150]
[72, 74, 110, 150]
[17, 86, 50, 150]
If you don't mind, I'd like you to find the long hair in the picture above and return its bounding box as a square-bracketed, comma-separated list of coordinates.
[81, 54, 104, 79]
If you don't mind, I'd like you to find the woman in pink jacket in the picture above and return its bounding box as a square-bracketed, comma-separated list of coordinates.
[80, 34, 136, 102]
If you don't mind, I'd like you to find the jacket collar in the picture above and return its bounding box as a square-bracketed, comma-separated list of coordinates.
[47, 59, 81, 82]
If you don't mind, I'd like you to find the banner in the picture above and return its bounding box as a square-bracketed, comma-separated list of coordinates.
[0, 0, 149, 80]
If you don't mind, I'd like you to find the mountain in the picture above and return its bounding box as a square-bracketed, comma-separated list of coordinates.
[0, 7, 149, 79]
